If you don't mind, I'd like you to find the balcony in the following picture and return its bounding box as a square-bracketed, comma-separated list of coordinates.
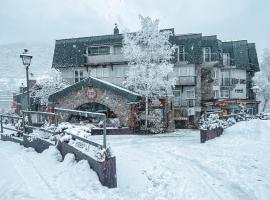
[86, 54, 127, 65]
[174, 98, 195, 107]
[175, 76, 196, 86]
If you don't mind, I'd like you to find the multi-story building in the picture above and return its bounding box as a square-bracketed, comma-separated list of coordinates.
[200, 37, 260, 116]
[52, 25, 260, 128]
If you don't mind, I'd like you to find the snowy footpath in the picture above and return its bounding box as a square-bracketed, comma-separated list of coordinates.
[0, 119, 270, 200]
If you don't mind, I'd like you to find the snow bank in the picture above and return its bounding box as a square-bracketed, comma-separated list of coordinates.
[0, 119, 270, 199]
[56, 122, 96, 139]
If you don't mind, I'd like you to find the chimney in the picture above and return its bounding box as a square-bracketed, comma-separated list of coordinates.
[114, 23, 119, 35]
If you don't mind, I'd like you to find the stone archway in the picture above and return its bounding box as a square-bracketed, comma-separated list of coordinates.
[49, 77, 141, 126]
[68, 102, 117, 122]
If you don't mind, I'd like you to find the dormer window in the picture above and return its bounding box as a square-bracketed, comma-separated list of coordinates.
[175, 45, 185, 62]
[223, 53, 230, 66]
[88, 46, 110, 55]
[179, 45, 185, 62]
[203, 47, 211, 62]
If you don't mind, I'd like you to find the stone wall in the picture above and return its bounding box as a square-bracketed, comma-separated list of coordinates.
[56, 86, 130, 126]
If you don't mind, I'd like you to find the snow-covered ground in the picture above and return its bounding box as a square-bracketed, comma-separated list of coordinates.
[0, 119, 270, 199]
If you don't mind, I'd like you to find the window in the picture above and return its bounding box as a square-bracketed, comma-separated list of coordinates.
[115, 66, 128, 77]
[75, 70, 78, 83]
[214, 90, 219, 98]
[114, 45, 122, 55]
[187, 99, 195, 107]
[212, 70, 218, 79]
[220, 90, 229, 98]
[203, 47, 211, 62]
[221, 71, 230, 86]
[90, 67, 110, 78]
[186, 90, 195, 99]
[96, 68, 103, 78]
[179, 45, 185, 62]
[103, 67, 109, 78]
[174, 66, 195, 76]
[240, 79, 246, 84]
[232, 78, 239, 84]
[74, 70, 84, 83]
[223, 53, 230, 66]
[173, 90, 181, 106]
[88, 46, 110, 55]
[90, 68, 97, 77]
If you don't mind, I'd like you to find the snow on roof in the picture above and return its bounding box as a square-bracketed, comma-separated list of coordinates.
[48, 76, 141, 103]
[90, 76, 140, 96]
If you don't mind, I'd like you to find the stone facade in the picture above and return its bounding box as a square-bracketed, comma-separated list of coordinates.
[55, 86, 130, 126]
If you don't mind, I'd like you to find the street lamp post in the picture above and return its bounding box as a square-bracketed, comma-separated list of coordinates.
[20, 49, 33, 111]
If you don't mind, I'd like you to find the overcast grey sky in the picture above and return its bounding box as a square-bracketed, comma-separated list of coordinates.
[0, 0, 269, 57]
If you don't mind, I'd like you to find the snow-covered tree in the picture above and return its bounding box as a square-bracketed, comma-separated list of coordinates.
[253, 49, 270, 112]
[122, 15, 176, 130]
[31, 69, 69, 105]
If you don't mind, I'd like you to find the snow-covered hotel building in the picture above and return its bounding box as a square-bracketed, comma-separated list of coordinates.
[52, 26, 260, 128]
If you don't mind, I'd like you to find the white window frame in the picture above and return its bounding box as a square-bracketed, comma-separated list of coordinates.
[223, 53, 230, 66]
[175, 46, 179, 62]
[214, 90, 219, 99]
[173, 90, 182, 106]
[102, 67, 109, 78]
[203, 47, 211, 62]
[74, 69, 84, 83]
[113, 45, 122, 55]
[179, 45, 185, 62]
[115, 66, 128, 78]
[88, 45, 110, 55]
[186, 90, 195, 99]
[220, 90, 229, 98]
[212, 70, 218, 79]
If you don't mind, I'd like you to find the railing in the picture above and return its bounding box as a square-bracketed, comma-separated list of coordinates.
[86, 54, 127, 65]
[55, 108, 107, 149]
[1, 109, 108, 149]
[174, 99, 195, 107]
[0, 114, 24, 134]
[21, 110, 59, 137]
[175, 76, 196, 86]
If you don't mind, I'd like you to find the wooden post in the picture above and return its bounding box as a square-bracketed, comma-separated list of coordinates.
[47, 105, 55, 125]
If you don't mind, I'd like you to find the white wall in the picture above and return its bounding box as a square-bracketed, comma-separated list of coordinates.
[58, 64, 130, 86]
[229, 69, 247, 99]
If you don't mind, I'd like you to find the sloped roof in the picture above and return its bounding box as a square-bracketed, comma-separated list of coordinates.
[48, 77, 142, 103]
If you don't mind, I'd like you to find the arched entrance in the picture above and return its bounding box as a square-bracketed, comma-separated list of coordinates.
[49, 77, 142, 126]
[68, 102, 117, 123]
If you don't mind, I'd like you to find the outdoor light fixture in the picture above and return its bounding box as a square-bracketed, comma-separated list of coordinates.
[20, 49, 33, 111]
[20, 49, 33, 67]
